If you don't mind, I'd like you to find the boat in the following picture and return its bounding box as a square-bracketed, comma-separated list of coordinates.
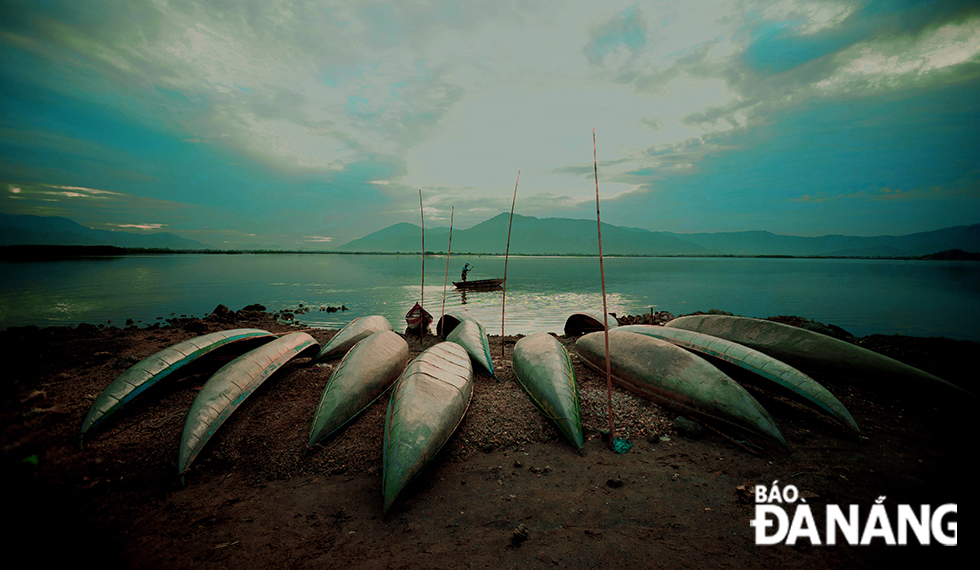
[564, 311, 619, 336]
[383, 341, 474, 513]
[618, 325, 859, 433]
[314, 315, 393, 362]
[452, 278, 504, 290]
[575, 330, 787, 447]
[665, 315, 968, 398]
[307, 331, 410, 449]
[79, 328, 276, 442]
[512, 333, 584, 450]
[178, 332, 319, 477]
[405, 302, 433, 334]
[435, 311, 470, 337]
[446, 317, 495, 376]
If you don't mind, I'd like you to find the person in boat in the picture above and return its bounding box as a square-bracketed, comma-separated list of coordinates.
[460, 263, 472, 282]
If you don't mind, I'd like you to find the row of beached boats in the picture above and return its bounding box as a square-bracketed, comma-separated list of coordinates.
[79, 311, 967, 511]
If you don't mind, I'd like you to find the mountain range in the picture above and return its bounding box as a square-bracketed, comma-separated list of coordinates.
[334, 213, 980, 258]
[0, 213, 211, 250]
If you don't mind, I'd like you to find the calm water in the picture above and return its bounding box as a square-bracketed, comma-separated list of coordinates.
[1, 254, 978, 341]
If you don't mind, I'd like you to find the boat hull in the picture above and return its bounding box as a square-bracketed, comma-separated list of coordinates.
[564, 311, 619, 336]
[576, 330, 787, 447]
[178, 332, 319, 476]
[80, 328, 275, 441]
[307, 331, 410, 448]
[383, 342, 473, 513]
[665, 315, 966, 397]
[446, 318, 495, 376]
[314, 315, 393, 362]
[512, 333, 583, 449]
[618, 325, 859, 433]
[453, 278, 504, 290]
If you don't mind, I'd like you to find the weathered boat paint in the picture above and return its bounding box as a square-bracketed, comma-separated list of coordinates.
[576, 330, 787, 448]
[618, 325, 860, 433]
[382, 342, 473, 513]
[307, 331, 410, 448]
[512, 333, 584, 449]
[178, 332, 319, 477]
[79, 328, 276, 441]
[446, 318, 495, 376]
[314, 315, 393, 362]
[564, 311, 619, 336]
[665, 315, 967, 397]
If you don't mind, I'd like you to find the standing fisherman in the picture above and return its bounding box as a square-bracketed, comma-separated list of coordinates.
[460, 263, 473, 282]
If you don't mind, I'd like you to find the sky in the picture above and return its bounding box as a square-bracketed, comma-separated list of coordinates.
[1, 0, 978, 249]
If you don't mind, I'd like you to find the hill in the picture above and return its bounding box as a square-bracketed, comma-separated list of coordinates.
[0, 213, 211, 250]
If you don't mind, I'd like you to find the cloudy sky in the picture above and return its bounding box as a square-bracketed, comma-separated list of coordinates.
[1, 0, 978, 249]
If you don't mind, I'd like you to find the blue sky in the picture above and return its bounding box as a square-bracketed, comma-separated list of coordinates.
[1, 0, 978, 249]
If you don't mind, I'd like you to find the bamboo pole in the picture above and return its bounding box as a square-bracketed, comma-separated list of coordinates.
[419, 188, 425, 339]
[594, 129, 616, 451]
[500, 171, 520, 363]
[440, 207, 454, 336]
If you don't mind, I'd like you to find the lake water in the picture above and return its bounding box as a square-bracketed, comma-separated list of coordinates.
[1, 254, 978, 342]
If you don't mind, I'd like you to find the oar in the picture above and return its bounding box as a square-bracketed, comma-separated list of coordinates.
[501, 171, 520, 363]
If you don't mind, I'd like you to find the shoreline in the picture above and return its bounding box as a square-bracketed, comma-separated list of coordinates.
[1, 307, 967, 568]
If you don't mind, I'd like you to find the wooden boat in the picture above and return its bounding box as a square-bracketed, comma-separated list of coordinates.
[512, 333, 584, 450]
[445, 317, 495, 376]
[314, 315, 393, 362]
[383, 342, 474, 513]
[453, 278, 504, 290]
[405, 302, 432, 333]
[178, 332, 319, 477]
[79, 328, 275, 442]
[307, 331, 410, 449]
[665, 315, 967, 397]
[564, 311, 619, 336]
[618, 325, 860, 433]
[576, 330, 787, 447]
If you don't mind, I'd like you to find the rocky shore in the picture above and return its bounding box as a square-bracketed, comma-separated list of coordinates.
[1, 305, 968, 569]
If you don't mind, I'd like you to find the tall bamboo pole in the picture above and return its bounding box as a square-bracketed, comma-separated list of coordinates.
[419, 188, 425, 339]
[594, 129, 616, 450]
[500, 171, 520, 362]
[440, 207, 454, 336]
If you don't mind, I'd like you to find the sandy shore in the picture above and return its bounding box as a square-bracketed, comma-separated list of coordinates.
[0, 307, 968, 568]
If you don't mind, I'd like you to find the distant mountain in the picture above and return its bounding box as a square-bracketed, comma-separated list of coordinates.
[334, 213, 980, 257]
[0, 213, 211, 250]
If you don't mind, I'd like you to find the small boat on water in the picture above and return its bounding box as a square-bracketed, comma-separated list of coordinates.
[453, 278, 504, 290]
[405, 302, 433, 334]
[383, 341, 474, 513]
[512, 333, 584, 450]
[576, 330, 787, 448]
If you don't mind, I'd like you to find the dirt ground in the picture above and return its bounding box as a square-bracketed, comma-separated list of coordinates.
[0, 307, 968, 569]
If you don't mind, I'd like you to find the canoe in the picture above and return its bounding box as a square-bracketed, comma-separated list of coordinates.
[79, 328, 276, 441]
[405, 302, 433, 333]
[576, 330, 787, 447]
[453, 278, 504, 290]
[564, 311, 619, 336]
[178, 332, 319, 477]
[512, 333, 584, 449]
[307, 331, 410, 448]
[618, 325, 859, 433]
[665, 315, 967, 397]
[383, 341, 474, 513]
[435, 311, 470, 337]
[314, 315, 393, 362]
[446, 318, 495, 376]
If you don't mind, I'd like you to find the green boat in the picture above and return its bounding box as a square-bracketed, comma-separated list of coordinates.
[446, 317, 495, 376]
[314, 315, 393, 362]
[576, 330, 787, 448]
[179, 332, 319, 477]
[383, 342, 474, 513]
[618, 325, 859, 433]
[512, 333, 584, 450]
[665, 315, 967, 397]
[79, 328, 276, 442]
[307, 331, 410, 449]
[564, 311, 619, 336]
